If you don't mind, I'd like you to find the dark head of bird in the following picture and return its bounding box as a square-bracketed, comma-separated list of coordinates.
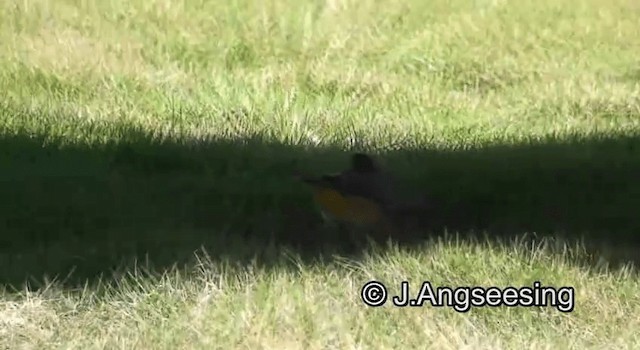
[351, 153, 378, 173]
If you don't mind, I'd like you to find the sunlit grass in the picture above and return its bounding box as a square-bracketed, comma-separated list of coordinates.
[2, 237, 639, 349]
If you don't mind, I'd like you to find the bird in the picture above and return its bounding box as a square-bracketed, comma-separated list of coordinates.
[294, 153, 414, 245]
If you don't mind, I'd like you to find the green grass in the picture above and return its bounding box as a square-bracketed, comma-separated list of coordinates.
[1, 0, 640, 348]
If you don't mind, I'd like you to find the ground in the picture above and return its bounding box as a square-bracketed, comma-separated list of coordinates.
[1, 0, 639, 348]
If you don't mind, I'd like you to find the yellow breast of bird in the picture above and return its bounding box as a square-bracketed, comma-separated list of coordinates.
[311, 187, 384, 225]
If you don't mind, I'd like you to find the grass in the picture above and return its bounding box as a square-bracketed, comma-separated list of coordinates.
[1, 0, 640, 348]
[3, 238, 640, 349]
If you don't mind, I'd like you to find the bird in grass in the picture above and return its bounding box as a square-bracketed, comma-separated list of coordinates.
[294, 153, 420, 243]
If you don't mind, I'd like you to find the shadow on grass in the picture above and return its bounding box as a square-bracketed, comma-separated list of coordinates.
[1, 122, 639, 289]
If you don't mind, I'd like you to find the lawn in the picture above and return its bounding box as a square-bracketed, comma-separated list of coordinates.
[1, 0, 640, 348]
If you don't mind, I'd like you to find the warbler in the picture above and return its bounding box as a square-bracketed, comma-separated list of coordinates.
[294, 153, 406, 241]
